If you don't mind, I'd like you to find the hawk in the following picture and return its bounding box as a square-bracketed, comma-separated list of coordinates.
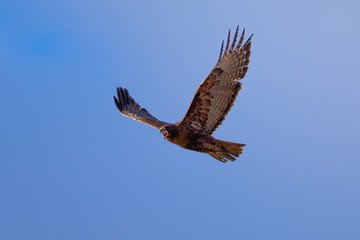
[114, 26, 253, 163]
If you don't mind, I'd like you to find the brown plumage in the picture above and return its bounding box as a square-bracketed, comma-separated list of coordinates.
[113, 26, 252, 163]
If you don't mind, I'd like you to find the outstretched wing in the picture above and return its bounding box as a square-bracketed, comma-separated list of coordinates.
[113, 87, 169, 130]
[178, 26, 252, 135]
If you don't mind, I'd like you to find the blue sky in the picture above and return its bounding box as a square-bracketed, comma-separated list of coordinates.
[1, 0, 359, 239]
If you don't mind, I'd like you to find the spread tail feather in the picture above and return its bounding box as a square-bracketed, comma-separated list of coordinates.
[208, 140, 246, 163]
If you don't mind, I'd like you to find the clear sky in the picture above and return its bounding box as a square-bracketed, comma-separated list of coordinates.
[1, 0, 359, 239]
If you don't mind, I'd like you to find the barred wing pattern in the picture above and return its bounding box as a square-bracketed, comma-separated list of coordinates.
[113, 87, 169, 130]
[179, 26, 252, 135]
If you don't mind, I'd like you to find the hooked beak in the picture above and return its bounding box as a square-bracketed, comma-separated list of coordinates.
[161, 130, 169, 139]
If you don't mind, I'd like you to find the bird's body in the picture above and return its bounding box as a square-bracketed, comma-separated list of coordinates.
[114, 26, 252, 163]
[159, 123, 245, 163]
[160, 123, 216, 153]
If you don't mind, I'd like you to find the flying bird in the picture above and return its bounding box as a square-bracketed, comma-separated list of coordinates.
[114, 26, 253, 163]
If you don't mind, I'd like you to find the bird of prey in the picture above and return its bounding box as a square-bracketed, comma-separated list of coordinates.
[114, 26, 253, 163]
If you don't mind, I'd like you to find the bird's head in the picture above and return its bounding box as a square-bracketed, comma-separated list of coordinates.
[160, 124, 179, 140]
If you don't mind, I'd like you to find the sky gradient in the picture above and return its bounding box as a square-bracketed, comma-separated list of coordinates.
[1, 0, 360, 239]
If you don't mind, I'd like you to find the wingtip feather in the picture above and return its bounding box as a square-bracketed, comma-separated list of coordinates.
[230, 25, 239, 51]
[218, 40, 224, 62]
[223, 29, 231, 55]
[113, 95, 123, 112]
[246, 33, 254, 43]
